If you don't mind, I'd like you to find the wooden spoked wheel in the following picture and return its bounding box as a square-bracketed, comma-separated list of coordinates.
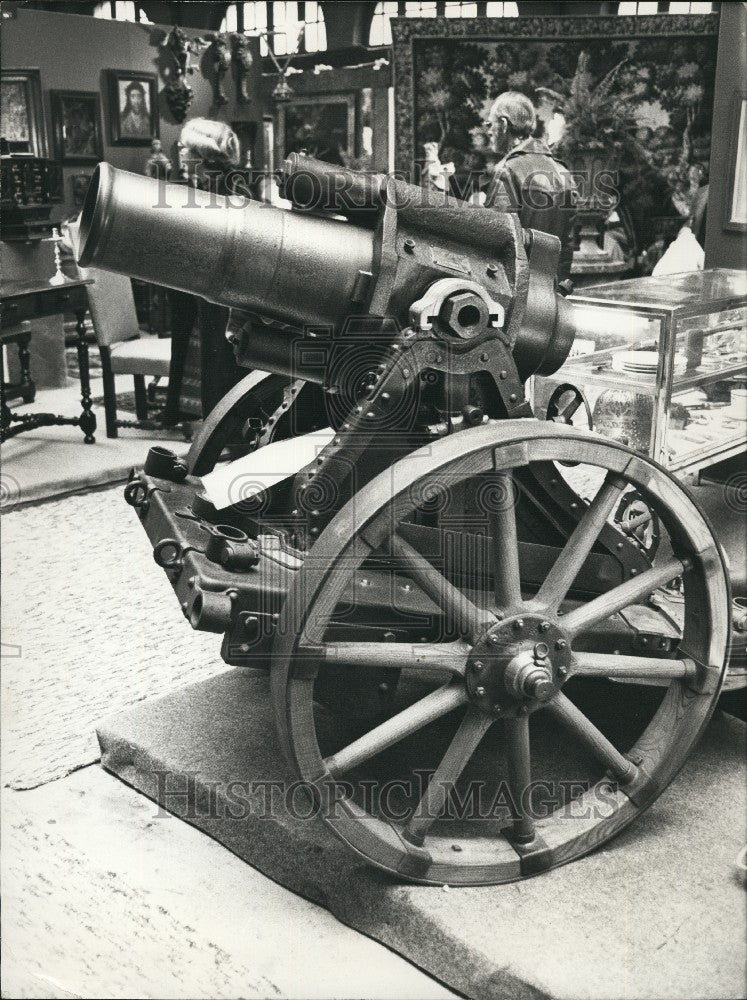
[271, 422, 730, 885]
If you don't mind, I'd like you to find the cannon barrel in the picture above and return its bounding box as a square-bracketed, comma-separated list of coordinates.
[77, 162, 376, 330]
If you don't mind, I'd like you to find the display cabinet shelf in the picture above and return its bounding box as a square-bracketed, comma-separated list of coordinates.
[534, 269, 747, 476]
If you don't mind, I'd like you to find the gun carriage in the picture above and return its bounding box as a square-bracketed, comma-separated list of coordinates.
[78, 157, 730, 885]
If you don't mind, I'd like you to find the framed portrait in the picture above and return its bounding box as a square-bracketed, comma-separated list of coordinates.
[724, 92, 747, 233]
[279, 94, 355, 166]
[51, 90, 103, 164]
[108, 70, 158, 146]
[0, 68, 48, 157]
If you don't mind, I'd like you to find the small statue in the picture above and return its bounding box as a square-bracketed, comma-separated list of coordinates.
[233, 33, 253, 103]
[422, 141, 454, 194]
[145, 138, 172, 181]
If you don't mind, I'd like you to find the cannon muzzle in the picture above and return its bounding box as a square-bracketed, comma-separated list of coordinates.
[78, 162, 376, 330]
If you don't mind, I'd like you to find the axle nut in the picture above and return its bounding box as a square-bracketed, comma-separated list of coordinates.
[524, 668, 554, 702]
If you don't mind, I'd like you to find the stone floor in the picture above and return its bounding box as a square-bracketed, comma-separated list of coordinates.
[2, 362, 193, 508]
[0, 479, 456, 999]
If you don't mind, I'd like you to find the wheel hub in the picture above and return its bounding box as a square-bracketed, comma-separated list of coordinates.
[465, 614, 571, 715]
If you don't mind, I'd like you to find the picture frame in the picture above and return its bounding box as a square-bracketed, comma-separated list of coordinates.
[50, 90, 103, 164]
[278, 94, 356, 166]
[0, 68, 48, 157]
[723, 91, 747, 233]
[107, 70, 158, 146]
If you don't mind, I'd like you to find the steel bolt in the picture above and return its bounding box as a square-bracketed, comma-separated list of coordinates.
[403, 238, 416, 253]
[555, 639, 567, 650]
[475, 686, 486, 697]
[474, 660, 484, 672]
[539, 621, 551, 633]
[557, 665, 568, 677]
[499, 370, 507, 380]
[489, 634, 500, 644]
[383, 631, 396, 642]
[486, 263, 499, 276]
[480, 352, 489, 362]
[513, 619, 524, 631]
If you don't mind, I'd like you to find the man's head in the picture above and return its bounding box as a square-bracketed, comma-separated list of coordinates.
[125, 81, 146, 113]
[488, 91, 537, 153]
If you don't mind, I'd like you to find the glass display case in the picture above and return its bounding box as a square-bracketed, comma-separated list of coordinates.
[534, 269, 747, 476]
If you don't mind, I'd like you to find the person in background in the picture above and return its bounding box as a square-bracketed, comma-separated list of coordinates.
[485, 91, 577, 285]
[166, 119, 249, 422]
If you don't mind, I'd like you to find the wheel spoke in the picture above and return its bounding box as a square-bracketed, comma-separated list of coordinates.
[319, 640, 469, 677]
[324, 684, 467, 778]
[545, 692, 636, 784]
[572, 651, 695, 681]
[392, 534, 494, 642]
[559, 396, 581, 421]
[561, 556, 687, 636]
[490, 471, 523, 612]
[403, 707, 493, 846]
[533, 473, 627, 613]
[503, 715, 535, 843]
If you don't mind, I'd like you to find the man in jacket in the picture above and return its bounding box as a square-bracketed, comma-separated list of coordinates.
[485, 91, 577, 284]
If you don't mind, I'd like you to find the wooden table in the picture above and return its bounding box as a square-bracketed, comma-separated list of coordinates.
[1, 276, 96, 443]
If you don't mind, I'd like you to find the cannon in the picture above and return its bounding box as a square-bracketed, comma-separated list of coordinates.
[79, 158, 730, 885]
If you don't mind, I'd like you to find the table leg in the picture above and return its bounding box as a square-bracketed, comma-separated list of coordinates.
[1, 343, 11, 442]
[17, 331, 36, 404]
[75, 308, 96, 444]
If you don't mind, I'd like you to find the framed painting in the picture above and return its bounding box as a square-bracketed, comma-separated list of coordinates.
[392, 13, 719, 251]
[723, 91, 747, 233]
[279, 94, 356, 166]
[0, 68, 48, 157]
[51, 90, 103, 164]
[107, 70, 159, 146]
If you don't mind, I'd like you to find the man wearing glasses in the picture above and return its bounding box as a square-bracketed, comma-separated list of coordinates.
[485, 91, 577, 285]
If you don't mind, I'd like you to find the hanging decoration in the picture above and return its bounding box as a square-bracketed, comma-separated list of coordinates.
[261, 26, 305, 104]
[161, 25, 208, 123]
[232, 33, 254, 104]
[208, 34, 231, 107]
